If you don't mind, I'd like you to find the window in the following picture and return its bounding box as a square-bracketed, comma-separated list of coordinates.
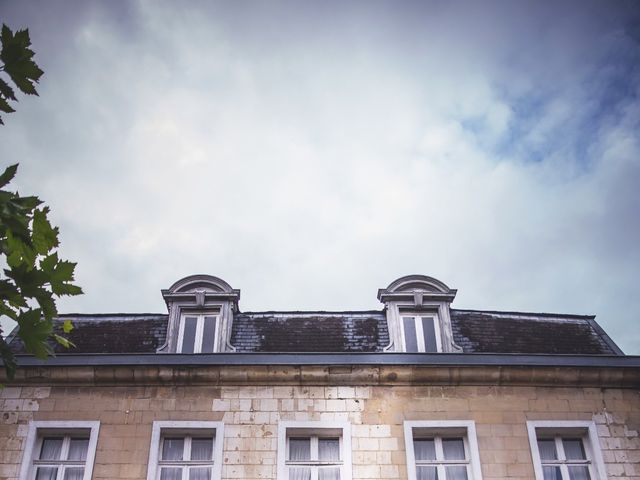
[527, 421, 607, 480]
[278, 421, 352, 480]
[404, 421, 483, 480]
[147, 421, 224, 480]
[18, 421, 100, 480]
[177, 313, 219, 353]
[401, 314, 441, 352]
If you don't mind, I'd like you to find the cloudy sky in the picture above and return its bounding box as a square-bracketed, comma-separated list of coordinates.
[1, 0, 639, 353]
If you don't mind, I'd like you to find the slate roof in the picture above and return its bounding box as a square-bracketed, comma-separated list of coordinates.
[6, 309, 622, 355]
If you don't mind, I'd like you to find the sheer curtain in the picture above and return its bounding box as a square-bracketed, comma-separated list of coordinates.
[63, 467, 85, 480]
[568, 466, 591, 480]
[160, 467, 182, 480]
[537, 440, 557, 460]
[162, 438, 184, 461]
[191, 438, 214, 461]
[563, 440, 586, 460]
[542, 466, 562, 480]
[318, 467, 340, 480]
[35, 467, 58, 480]
[189, 467, 212, 480]
[414, 439, 436, 461]
[40, 438, 63, 460]
[289, 467, 311, 480]
[318, 439, 340, 461]
[289, 439, 311, 461]
[68, 438, 89, 461]
[442, 439, 466, 460]
[416, 466, 437, 480]
[445, 466, 468, 480]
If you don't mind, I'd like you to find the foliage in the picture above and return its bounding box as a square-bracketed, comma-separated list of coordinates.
[0, 24, 81, 380]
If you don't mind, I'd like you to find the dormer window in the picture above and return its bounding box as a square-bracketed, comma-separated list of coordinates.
[378, 275, 462, 353]
[158, 275, 241, 354]
[401, 314, 441, 353]
[177, 312, 220, 353]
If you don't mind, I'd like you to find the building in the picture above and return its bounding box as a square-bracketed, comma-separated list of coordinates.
[1, 274, 639, 480]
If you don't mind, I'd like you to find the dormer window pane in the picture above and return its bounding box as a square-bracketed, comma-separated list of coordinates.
[181, 317, 198, 354]
[421, 317, 437, 353]
[318, 438, 340, 461]
[403, 317, 419, 352]
[201, 316, 217, 353]
[289, 438, 311, 461]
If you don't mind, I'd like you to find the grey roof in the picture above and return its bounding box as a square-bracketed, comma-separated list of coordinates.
[6, 308, 622, 356]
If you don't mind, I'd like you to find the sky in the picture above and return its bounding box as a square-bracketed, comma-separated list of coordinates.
[0, 0, 639, 353]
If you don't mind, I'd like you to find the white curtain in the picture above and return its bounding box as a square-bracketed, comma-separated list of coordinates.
[191, 438, 213, 461]
[289, 467, 311, 480]
[416, 466, 437, 480]
[445, 466, 468, 480]
[160, 467, 182, 480]
[68, 438, 89, 461]
[537, 440, 557, 461]
[289, 438, 311, 461]
[63, 467, 84, 480]
[318, 439, 340, 461]
[543, 466, 562, 480]
[442, 439, 465, 460]
[162, 438, 184, 461]
[568, 466, 591, 480]
[40, 438, 63, 460]
[563, 440, 586, 460]
[189, 467, 212, 480]
[414, 439, 436, 461]
[35, 467, 58, 480]
[318, 467, 340, 480]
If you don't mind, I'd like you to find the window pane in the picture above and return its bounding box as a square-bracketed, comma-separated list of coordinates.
[319, 438, 340, 461]
[416, 466, 438, 480]
[414, 439, 436, 461]
[162, 437, 184, 461]
[538, 439, 558, 460]
[289, 467, 311, 480]
[189, 467, 212, 480]
[421, 317, 438, 352]
[181, 316, 198, 353]
[563, 439, 587, 460]
[444, 466, 468, 480]
[403, 317, 418, 352]
[289, 438, 311, 461]
[35, 467, 58, 480]
[68, 438, 89, 461]
[63, 467, 85, 480]
[543, 466, 562, 480]
[568, 466, 591, 480]
[160, 467, 183, 480]
[201, 316, 217, 353]
[40, 437, 63, 460]
[319, 467, 341, 480]
[191, 437, 214, 461]
[442, 438, 466, 460]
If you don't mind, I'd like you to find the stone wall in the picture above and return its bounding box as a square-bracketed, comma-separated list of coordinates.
[1, 382, 639, 480]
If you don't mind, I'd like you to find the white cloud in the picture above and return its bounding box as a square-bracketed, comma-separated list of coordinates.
[1, 0, 639, 353]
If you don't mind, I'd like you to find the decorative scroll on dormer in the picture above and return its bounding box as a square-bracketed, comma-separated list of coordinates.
[378, 275, 462, 353]
[157, 275, 240, 353]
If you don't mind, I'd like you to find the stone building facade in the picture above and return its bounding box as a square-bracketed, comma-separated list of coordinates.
[1, 274, 639, 480]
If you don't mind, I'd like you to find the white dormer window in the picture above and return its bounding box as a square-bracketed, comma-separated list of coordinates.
[177, 313, 219, 353]
[401, 314, 441, 353]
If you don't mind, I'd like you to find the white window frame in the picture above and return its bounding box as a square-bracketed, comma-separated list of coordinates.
[147, 421, 224, 480]
[18, 420, 100, 480]
[177, 312, 220, 353]
[278, 421, 352, 480]
[400, 313, 442, 352]
[527, 421, 607, 480]
[404, 420, 483, 480]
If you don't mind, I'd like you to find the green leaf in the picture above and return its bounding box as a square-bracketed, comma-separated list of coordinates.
[62, 319, 74, 333]
[32, 207, 59, 254]
[0, 77, 16, 100]
[0, 164, 18, 188]
[53, 334, 75, 349]
[16, 308, 53, 359]
[0, 25, 43, 96]
[0, 95, 15, 113]
[0, 336, 18, 380]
